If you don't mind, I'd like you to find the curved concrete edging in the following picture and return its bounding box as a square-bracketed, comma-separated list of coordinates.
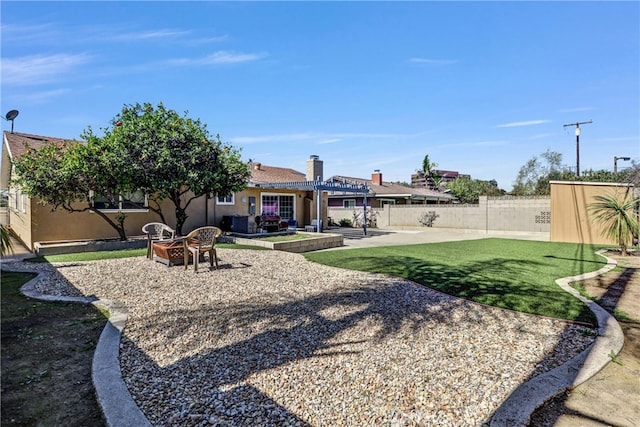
[490, 249, 624, 427]
[3, 262, 152, 427]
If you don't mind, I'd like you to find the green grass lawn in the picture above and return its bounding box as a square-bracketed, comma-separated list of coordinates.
[1, 271, 107, 425]
[305, 238, 606, 324]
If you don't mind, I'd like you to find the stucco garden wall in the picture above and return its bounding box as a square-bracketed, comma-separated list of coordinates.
[550, 181, 636, 245]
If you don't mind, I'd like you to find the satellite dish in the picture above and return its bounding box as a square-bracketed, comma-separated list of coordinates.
[4, 109, 19, 133]
[5, 110, 19, 121]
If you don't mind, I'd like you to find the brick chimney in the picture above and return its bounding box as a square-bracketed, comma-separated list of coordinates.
[372, 169, 382, 185]
[253, 162, 261, 170]
[306, 155, 323, 181]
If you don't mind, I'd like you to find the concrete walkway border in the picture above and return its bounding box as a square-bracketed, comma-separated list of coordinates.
[2, 260, 151, 427]
[490, 249, 624, 426]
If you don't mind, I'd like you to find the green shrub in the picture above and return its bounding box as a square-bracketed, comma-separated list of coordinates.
[339, 218, 352, 227]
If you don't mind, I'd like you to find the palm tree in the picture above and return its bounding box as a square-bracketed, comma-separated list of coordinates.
[420, 155, 439, 190]
[1, 224, 14, 256]
[588, 190, 640, 256]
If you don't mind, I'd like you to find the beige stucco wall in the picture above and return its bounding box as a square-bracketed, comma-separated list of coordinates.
[550, 181, 636, 245]
[13, 185, 326, 251]
[11, 194, 207, 251]
[1, 142, 11, 190]
[208, 187, 324, 230]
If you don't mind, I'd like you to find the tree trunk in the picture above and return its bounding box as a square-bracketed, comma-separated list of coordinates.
[175, 206, 188, 236]
[89, 209, 128, 241]
[169, 191, 193, 236]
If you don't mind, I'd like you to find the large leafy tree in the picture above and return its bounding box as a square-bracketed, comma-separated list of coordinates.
[83, 102, 251, 235]
[12, 140, 133, 240]
[512, 150, 567, 196]
[588, 190, 639, 256]
[445, 177, 504, 204]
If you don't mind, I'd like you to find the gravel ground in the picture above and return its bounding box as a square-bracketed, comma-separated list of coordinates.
[13, 250, 596, 426]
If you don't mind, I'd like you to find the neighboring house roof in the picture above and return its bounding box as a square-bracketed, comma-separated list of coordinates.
[3, 131, 78, 160]
[249, 162, 307, 184]
[328, 175, 452, 201]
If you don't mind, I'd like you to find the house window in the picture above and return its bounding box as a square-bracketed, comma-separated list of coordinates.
[261, 194, 295, 220]
[379, 199, 396, 207]
[216, 194, 235, 205]
[13, 190, 19, 211]
[91, 190, 148, 212]
[343, 199, 356, 208]
[21, 194, 27, 213]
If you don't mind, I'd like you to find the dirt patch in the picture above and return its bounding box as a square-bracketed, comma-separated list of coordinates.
[1, 270, 107, 426]
[529, 252, 640, 427]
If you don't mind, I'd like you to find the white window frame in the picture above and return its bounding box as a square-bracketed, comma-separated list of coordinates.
[343, 199, 356, 208]
[216, 193, 235, 205]
[379, 198, 396, 207]
[260, 192, 296, 220]
[90, 190, 149, 213]
[21, 193, 27, 213]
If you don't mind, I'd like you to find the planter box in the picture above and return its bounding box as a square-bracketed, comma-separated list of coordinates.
[35, 236, 147, 256]
[223, 232, 343, 253]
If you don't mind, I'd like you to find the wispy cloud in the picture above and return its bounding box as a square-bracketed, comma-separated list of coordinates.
[495, 120, 549, 128]
[232, 133, 315, 144]
[528, 133, 554, 140]
[438, 140, 508, 148]
[185, 35, 230, 46]
[557, 107, 594, 113]
[318, 138, 342, 145]
[165, 50, 268, 67]
[112, 29, 192, 41]
[21, 88, 73, 104]
[408, 57, 458, 66]
[0, 23, 60, 45]
[2, 53, 93, 85]
[231, 131, 407, 145]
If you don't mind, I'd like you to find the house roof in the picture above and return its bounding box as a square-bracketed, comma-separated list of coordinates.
[3, 133, 308, 187]
[328, 175, 452, 200]
[249, 162, 307, 184]
[3, 131, 78, 160]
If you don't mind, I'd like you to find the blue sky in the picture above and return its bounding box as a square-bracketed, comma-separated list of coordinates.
[2, 1, 639, 191]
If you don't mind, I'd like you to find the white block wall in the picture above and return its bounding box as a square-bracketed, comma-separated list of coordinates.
[328, 196, 551, 233]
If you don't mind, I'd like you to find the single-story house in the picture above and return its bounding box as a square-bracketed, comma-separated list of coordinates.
[1, 131, 332, 250]
[327, 170, 453, 208]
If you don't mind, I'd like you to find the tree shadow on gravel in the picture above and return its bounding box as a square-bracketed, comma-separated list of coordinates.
[22, 249, 604, 426]
[117, 255, 596, 425]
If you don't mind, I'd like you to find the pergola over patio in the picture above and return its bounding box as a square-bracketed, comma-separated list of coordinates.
[253, 180, 371, 233]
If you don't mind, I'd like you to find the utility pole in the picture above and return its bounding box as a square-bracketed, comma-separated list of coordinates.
[563, 120, 592, 177]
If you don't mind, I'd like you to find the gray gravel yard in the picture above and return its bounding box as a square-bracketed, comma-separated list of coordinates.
[19, 249, 595, 426]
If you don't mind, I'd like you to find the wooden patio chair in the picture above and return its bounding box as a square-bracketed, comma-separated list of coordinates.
[183, 226, 222, 272]
[142, 222, 175, 260]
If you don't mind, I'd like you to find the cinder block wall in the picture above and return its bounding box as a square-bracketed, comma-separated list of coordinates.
[328, 196, 551, 234]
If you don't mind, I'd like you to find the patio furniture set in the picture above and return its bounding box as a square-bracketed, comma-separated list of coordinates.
[142, 222, 222, 272]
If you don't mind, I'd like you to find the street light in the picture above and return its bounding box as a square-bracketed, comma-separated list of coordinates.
[614, 156, 631, 175]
